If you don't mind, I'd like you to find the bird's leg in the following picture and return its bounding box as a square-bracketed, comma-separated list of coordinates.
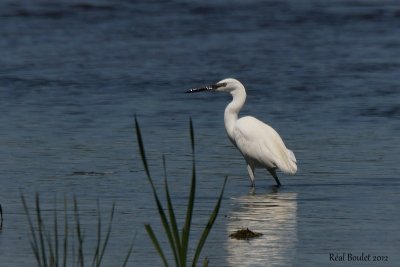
[247, 164, 255, 187]
[268, 169, 281, 187]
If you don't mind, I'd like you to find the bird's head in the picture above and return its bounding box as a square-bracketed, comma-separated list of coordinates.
[186, 78, 244, 94]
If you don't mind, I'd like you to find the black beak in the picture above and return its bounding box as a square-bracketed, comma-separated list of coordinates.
[185, 82, 226, 93]
[185, 84, 216, 93]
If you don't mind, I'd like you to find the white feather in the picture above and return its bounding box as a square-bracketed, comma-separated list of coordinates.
[233, 116, 297, 174]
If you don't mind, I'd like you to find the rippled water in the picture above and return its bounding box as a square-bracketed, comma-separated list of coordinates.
[1, 0, 400, 266]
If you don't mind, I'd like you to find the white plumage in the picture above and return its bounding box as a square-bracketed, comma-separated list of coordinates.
[234, 116, 297, 173]
[186, 78, 297, 187]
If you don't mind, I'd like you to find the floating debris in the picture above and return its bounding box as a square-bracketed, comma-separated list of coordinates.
[229, 228, 263, 240]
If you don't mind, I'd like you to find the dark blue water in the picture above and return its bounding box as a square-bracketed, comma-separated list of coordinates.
[1, 0, 400, 266]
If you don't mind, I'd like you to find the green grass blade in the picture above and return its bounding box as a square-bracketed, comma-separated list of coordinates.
[29, 240, 41, 266]
[54, 196, 59, 267]
[62, 196, 68, 267]
[163, 155, 181, 266]
[181, 118, 196, 264]
[45, 225, 55, 267]
[71, 232, 76, 267]
[192, 176, 228, 267]
[73, 197, 84, 267]
[98, 202, 115, 266]
[145, 224, 169, 267]
[42, 201, 55, 266]
[36, 193, 48, 267]
[135, 116, 179, 264]
[134, 115, 151, 180]
[189, 117, 195, 152]
[144, 177, 177, 262]
[21, 194, 41, 266]
[122, 232, 136, 267]
[202, 257, 209, 267]
[92, 200, 101, 267]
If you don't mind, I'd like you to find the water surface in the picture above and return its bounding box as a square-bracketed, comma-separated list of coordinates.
[0, 0, 399, 266]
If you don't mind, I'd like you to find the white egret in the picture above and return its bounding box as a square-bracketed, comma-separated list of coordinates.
[186, 78, 297, 187]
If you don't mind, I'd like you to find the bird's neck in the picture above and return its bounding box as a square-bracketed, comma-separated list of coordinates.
[224, 87, 246, 140]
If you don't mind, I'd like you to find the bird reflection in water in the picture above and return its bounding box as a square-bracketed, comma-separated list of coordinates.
[226, 190, 298, 267]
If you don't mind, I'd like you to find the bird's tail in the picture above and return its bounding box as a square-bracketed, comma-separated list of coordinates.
[280, 149, 297, 175]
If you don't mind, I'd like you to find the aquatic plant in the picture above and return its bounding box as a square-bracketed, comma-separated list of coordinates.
[21, 194, 134, 267]
[135, 116, 227, 267]
[229, 228, 263, 240]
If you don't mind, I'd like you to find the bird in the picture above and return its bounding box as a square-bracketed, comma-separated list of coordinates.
[186, 78, 297, 187]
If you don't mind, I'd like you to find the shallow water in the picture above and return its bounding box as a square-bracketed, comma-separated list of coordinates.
[1, 0, 400, 266]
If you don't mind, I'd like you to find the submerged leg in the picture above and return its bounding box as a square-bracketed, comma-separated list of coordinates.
[247, 164, 255, 187]
[268, 169, 281, 187]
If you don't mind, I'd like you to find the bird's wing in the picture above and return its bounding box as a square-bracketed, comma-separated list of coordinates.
[233, 116, 297, 174]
